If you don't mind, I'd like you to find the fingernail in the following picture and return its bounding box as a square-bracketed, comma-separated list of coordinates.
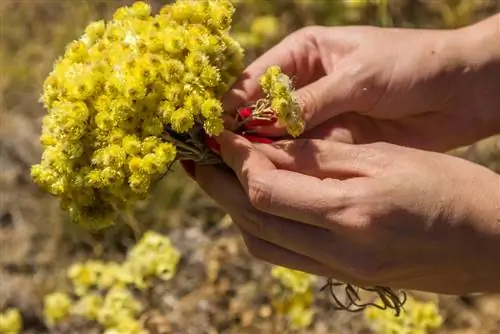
[238, 107, 253, 119]
[204, 133, 220, 154]
[180, 160, 196, 179]
[245, 117, 278, 130]
[242, 134, 274, 144]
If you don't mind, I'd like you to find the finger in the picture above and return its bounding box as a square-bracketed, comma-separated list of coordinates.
[232, 208, 365, 277]
[299, 115, 355, 144]
[238, 229, 333, 279]
[195, 164, 345, 257]
[252, 139, 387, 179]
[195, 164, 248, 215]
[248, 58, 377, 138]
[195, 163, 376, 282]
[239, 230, 372, 286]
[214, 131, 356, 229]
[255, 71, 360, 137]
[179, 160, 195, 180]
[222, 26, 327, 112]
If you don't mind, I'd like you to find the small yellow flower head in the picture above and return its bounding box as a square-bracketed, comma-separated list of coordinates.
[364, 295, 444, 334]
[259, 66, 304, 137]
[124, 231, 181, 289]
[271, 266, 315, 294]
[67, 260, 106, 296]
[271, 266, 316, 330]
[287, 292, 315, 330]
[32, 0, 244, 230]
[97, 286, 143, 328]
[0, 308, 22, 334]
[71, 293, 104, 321]
[43, 292, 73, 326]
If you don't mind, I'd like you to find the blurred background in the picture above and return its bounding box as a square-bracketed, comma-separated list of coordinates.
[1, 0, 500, 333]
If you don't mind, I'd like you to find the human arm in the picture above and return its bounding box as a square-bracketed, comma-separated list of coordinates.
[222, 13, 500, 151]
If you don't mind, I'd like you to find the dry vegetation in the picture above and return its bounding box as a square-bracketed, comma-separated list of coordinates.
[0, 0, 499, 333]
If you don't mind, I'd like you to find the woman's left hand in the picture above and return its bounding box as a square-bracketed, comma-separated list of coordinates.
[194, 131, 500, 295]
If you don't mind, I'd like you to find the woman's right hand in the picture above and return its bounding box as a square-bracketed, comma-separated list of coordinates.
[223, 14, 500, 151]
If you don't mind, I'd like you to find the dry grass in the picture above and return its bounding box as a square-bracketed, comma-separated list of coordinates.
[0, 0, 499, 333]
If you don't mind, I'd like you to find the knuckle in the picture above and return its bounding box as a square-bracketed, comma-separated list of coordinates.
[341, 204, 375, 229]
[297, 86, 320, 116]
[343, 60, 383, 111]
[356, 143, 394, 173]
[291, 138, 316, 155]
[247, 172, 272, 212]
[291, 25, 323, 40]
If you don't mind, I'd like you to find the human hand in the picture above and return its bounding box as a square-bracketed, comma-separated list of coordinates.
[194, 131, 500, 294]
[223, 15, 500, 152]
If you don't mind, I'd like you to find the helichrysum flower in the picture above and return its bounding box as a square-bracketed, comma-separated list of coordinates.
[271, 266, 316, 294]
[271, 266, 316, 329]
[67, 260, 106, 296]
[259, 66, 305, 137]
[0, 308, 22, 334]
[124, 230, 181, 289]
[41, 231, 180, 333]
[97, 286, 143, 328]
[71, 293, 104, 321]
[31, 0, 304, 231]
[31, 0, 245, 230]
[103, 316, 147, 334]
[364, 295, 444, 334]
[43, 292, 73, 327]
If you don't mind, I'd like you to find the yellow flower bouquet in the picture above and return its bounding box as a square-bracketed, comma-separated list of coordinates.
[30, 0, 304, 230]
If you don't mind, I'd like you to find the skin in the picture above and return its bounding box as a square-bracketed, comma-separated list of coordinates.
[186, 15, 500, 294]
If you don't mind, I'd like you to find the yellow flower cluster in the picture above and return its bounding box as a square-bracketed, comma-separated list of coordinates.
[43, 292, 73, 327]
[364, 295, 444, 334]
[125, 230, 181, 288]
[271, 266, 316, 329]
[31, 0, 245, 230]
[97, 287, 145, 334]
[259, 66, 305, 137]
[271, 265, 315, 294]
[0, 308, 22, 334]
[43, 231, 179, 333]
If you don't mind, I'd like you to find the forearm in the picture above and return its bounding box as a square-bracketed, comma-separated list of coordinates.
[473, 170, 500, 293]
[452, 13, 500, 136]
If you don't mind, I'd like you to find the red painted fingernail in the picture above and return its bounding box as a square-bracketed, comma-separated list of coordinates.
[180, 160, 196, 179]
[245, 117, 278, 130]
[204, 133, 220, 154]
[243, 134, 274, 144]
[238, 107, 253, 119]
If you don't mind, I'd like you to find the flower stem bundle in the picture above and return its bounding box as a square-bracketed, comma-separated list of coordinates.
[30, 0, 304, 230]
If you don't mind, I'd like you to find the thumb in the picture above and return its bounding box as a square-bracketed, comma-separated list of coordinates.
[252, 66, 368, 137]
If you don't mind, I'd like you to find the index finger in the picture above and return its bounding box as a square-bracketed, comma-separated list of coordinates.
[215, 131, 356, 230]
[222, 26, 327, 112]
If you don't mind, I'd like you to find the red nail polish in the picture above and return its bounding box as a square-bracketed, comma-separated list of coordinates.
[204, 133, 221, 154]
[180, 160, 196, 179]
[238, 107, 253, 119]
[245, 117, 278, 130]
[243, 134, 274, 144]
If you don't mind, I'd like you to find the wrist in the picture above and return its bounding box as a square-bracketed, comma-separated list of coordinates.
[450, 14, 500, 136]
